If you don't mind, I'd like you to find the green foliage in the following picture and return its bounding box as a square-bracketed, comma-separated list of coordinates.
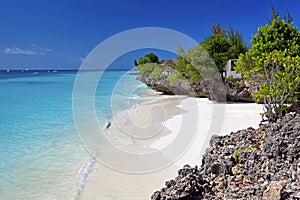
[228, 27, 248, 59]
[172, 44, 216, 82]
[232, 152, 240, 163]
[201, 23, 247, 72]
[136, 53, 160, 66]
[158, 60, 165, 64]
[136, 63, 153, 76]
[185, 44, 212, 81]
[236, 13, 300, 78]
[254, 52, 300, 121]
[236, 8, 300, 122]
[149, 64, 166, 81]
[167, 72, 186, 86]
[134, 24, 247, 85]
[173, 55, 200, 82]
[201, 32, 230, 72]
[211, 22, 226, 35]
[137, 63, 167, 81]
[267, 5, 293, 25]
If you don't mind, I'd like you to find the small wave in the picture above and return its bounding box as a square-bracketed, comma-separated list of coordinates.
[129, 94, 141, 99]
[78, 158, 96, 192]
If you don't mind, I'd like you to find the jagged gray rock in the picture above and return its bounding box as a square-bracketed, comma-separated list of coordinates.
[137, 74, 258, 102]
[263, 181, 286, 200]
[151, 113, 300, 200]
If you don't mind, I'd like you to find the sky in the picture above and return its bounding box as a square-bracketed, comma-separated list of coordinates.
[0, 0, 299, 70]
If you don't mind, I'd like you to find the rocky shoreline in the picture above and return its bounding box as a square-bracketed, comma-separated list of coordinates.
[151, 113, 300, 200]
[137, 73, 259, 103]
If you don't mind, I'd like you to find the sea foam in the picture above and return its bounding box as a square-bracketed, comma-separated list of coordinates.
[78, 159, 96, 192]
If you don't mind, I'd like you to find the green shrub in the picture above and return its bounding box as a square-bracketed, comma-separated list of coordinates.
[236, 8, 300, 122]
[167, 72, 186, 86]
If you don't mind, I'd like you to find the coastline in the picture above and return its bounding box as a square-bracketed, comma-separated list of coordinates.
[78, 96, 264, 200]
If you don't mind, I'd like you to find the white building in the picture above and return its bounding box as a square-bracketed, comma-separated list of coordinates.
[223, 59, 242, 79]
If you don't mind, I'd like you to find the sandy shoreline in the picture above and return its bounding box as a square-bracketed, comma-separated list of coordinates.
[78, 96, 264, 200]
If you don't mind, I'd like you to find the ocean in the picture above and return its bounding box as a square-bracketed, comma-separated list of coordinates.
[0, 70, 149, 199]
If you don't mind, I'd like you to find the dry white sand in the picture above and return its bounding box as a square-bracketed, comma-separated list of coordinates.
[79, 97, 264, 200]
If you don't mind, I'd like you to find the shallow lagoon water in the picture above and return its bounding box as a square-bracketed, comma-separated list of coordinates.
[0, 70, 148, 199]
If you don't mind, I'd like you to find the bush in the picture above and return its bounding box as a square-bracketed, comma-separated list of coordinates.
[236, 8, 300, 122]
[167, 72, 186, 86]
[135, 53, 160, 66]
[137, 63, 167, 81]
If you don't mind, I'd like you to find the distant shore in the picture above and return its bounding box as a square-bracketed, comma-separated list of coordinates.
[78, 96, 263, 200]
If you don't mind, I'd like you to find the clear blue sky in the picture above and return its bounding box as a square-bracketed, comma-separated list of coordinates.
[0, 0, 299, 69]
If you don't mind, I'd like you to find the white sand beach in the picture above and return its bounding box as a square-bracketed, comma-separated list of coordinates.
[79, 96, 264, 200]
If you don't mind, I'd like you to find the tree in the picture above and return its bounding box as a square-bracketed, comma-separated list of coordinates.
[211, 22, 226, 35]
[201, 25, 230, 72]
[201, 23, 247, 72]
[172, 45, 215, 81]
[236, 8, 300, 122]
[227, 27, 248, 59]
[255, 52, 300, 122]
[136, 53, 159, 66]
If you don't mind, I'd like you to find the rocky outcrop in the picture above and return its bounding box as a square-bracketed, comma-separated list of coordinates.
[263, 181, 287, 200]
[137, 74, 258, 102]
[151, 113, 300, 199]
[151, 165, 208, 200]
[224, 79, 259, 102]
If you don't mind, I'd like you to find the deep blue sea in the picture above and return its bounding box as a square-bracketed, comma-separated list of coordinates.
[0, 70, 149, 199]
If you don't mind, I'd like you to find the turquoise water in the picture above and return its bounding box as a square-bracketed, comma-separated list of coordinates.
[0, 70, 148, 199]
